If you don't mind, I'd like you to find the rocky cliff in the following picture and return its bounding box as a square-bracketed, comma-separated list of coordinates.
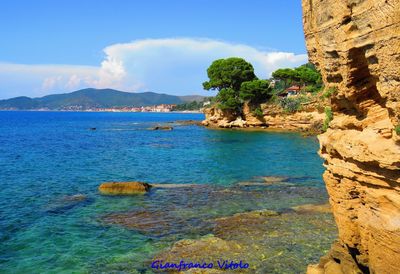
[302, 0, 400, 273]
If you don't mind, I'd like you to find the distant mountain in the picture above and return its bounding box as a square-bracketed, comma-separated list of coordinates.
[0, 88, 207, 110]
[178, 95, 207, 103]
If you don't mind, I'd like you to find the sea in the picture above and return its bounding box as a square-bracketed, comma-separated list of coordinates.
[0, 111, 336, 273]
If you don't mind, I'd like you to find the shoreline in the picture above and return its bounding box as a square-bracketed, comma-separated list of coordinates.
[202, 125, 309, 133]
[0, 109, 203, 114]
[201, 124, 320, 136]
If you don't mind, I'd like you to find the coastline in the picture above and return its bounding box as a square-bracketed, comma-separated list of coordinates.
[0, 109, 203, 114]
[202, 124, 310, 134]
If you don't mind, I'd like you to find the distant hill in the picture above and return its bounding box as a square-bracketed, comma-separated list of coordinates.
[178, 95, 207, 103]
[0, 88, 207, 110]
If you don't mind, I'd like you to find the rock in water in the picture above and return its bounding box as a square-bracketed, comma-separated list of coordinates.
[98, 182, 152, 195]
[152, 236, 246, 273]
[303, 0, 400, 273]
[292, 203, 331, 214]
[151, 126, 173, 130]
[45, 194, 91, 214]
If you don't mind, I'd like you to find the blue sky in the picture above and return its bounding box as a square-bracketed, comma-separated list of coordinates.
[0, 0, 307, 99]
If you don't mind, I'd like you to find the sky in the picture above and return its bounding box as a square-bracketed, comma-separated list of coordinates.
[0, 0, 307, 99]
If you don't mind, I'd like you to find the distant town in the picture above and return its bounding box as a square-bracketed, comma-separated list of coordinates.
[8, 102, 210, 112]
[89, 104, 181, 112]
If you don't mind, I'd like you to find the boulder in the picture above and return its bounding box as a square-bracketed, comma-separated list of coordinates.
[98, 182, 151, 195]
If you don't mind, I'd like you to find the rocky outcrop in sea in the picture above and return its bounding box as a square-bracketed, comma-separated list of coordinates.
[202, 101, 325, 134]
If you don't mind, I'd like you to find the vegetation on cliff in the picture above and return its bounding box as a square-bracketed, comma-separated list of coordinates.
[203, 57, 326, 115]
[272, 63, 322, 91]
[202, 57, 333, 133]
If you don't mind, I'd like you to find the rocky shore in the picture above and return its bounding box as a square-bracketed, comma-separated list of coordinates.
[202, 101, 326, 134]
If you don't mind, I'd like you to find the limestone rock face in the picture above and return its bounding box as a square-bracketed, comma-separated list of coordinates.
[263, 110, 325, 132]
[241, 102, 266, 126]
[202, 106, 247, 128]
[302, 0, 400, 273]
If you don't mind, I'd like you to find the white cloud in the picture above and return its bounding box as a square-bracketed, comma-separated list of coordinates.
[0, 63, 98, 98]
[0, 38, 308, 99]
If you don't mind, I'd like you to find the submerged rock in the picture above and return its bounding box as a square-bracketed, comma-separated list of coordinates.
[98, 182, 151, 195]
[292, 203, 331, 214]
[45, 194, 92, 214]
[102, 210, 170, 234]
[152, 236, 247, 273]
[151, 183, 200, 188]
[101, 209, 212, 236]
[150, 206, 337, 273]
[261, 176, 289, 184]
[238, 176, 290, 187]
[213, 209, 280, 240]
[99, 183, 338, 272]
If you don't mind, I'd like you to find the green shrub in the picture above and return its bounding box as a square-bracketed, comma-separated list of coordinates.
[323, 87, 337, 99]
[269, 94, 280, 104]
[304, 85, 322, 93]
[279, 97, 301, 113]
[395, 124, 400, 135]
[322, 106, 333, 131]
[298, 94, 311, 104]
[252, 107, 264, 118]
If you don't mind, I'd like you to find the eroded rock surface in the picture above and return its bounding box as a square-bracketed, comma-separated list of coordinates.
[302, 0, 400, 272]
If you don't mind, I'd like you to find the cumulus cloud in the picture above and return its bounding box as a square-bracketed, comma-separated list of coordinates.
[0, 38, 308, 99]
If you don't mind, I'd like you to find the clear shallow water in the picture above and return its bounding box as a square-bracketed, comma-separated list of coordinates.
[0, 111, 333, 273]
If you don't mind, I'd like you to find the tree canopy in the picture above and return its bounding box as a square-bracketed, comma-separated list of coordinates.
[240, 79, 272, 104]
[215, 88, 242, 111]
[272, 63, 322, 89]
[203, 57, 257, 92]
[203, 57, 273, 113]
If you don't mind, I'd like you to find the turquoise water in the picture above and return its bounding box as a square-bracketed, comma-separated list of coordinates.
[0, 111, 333, 273]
